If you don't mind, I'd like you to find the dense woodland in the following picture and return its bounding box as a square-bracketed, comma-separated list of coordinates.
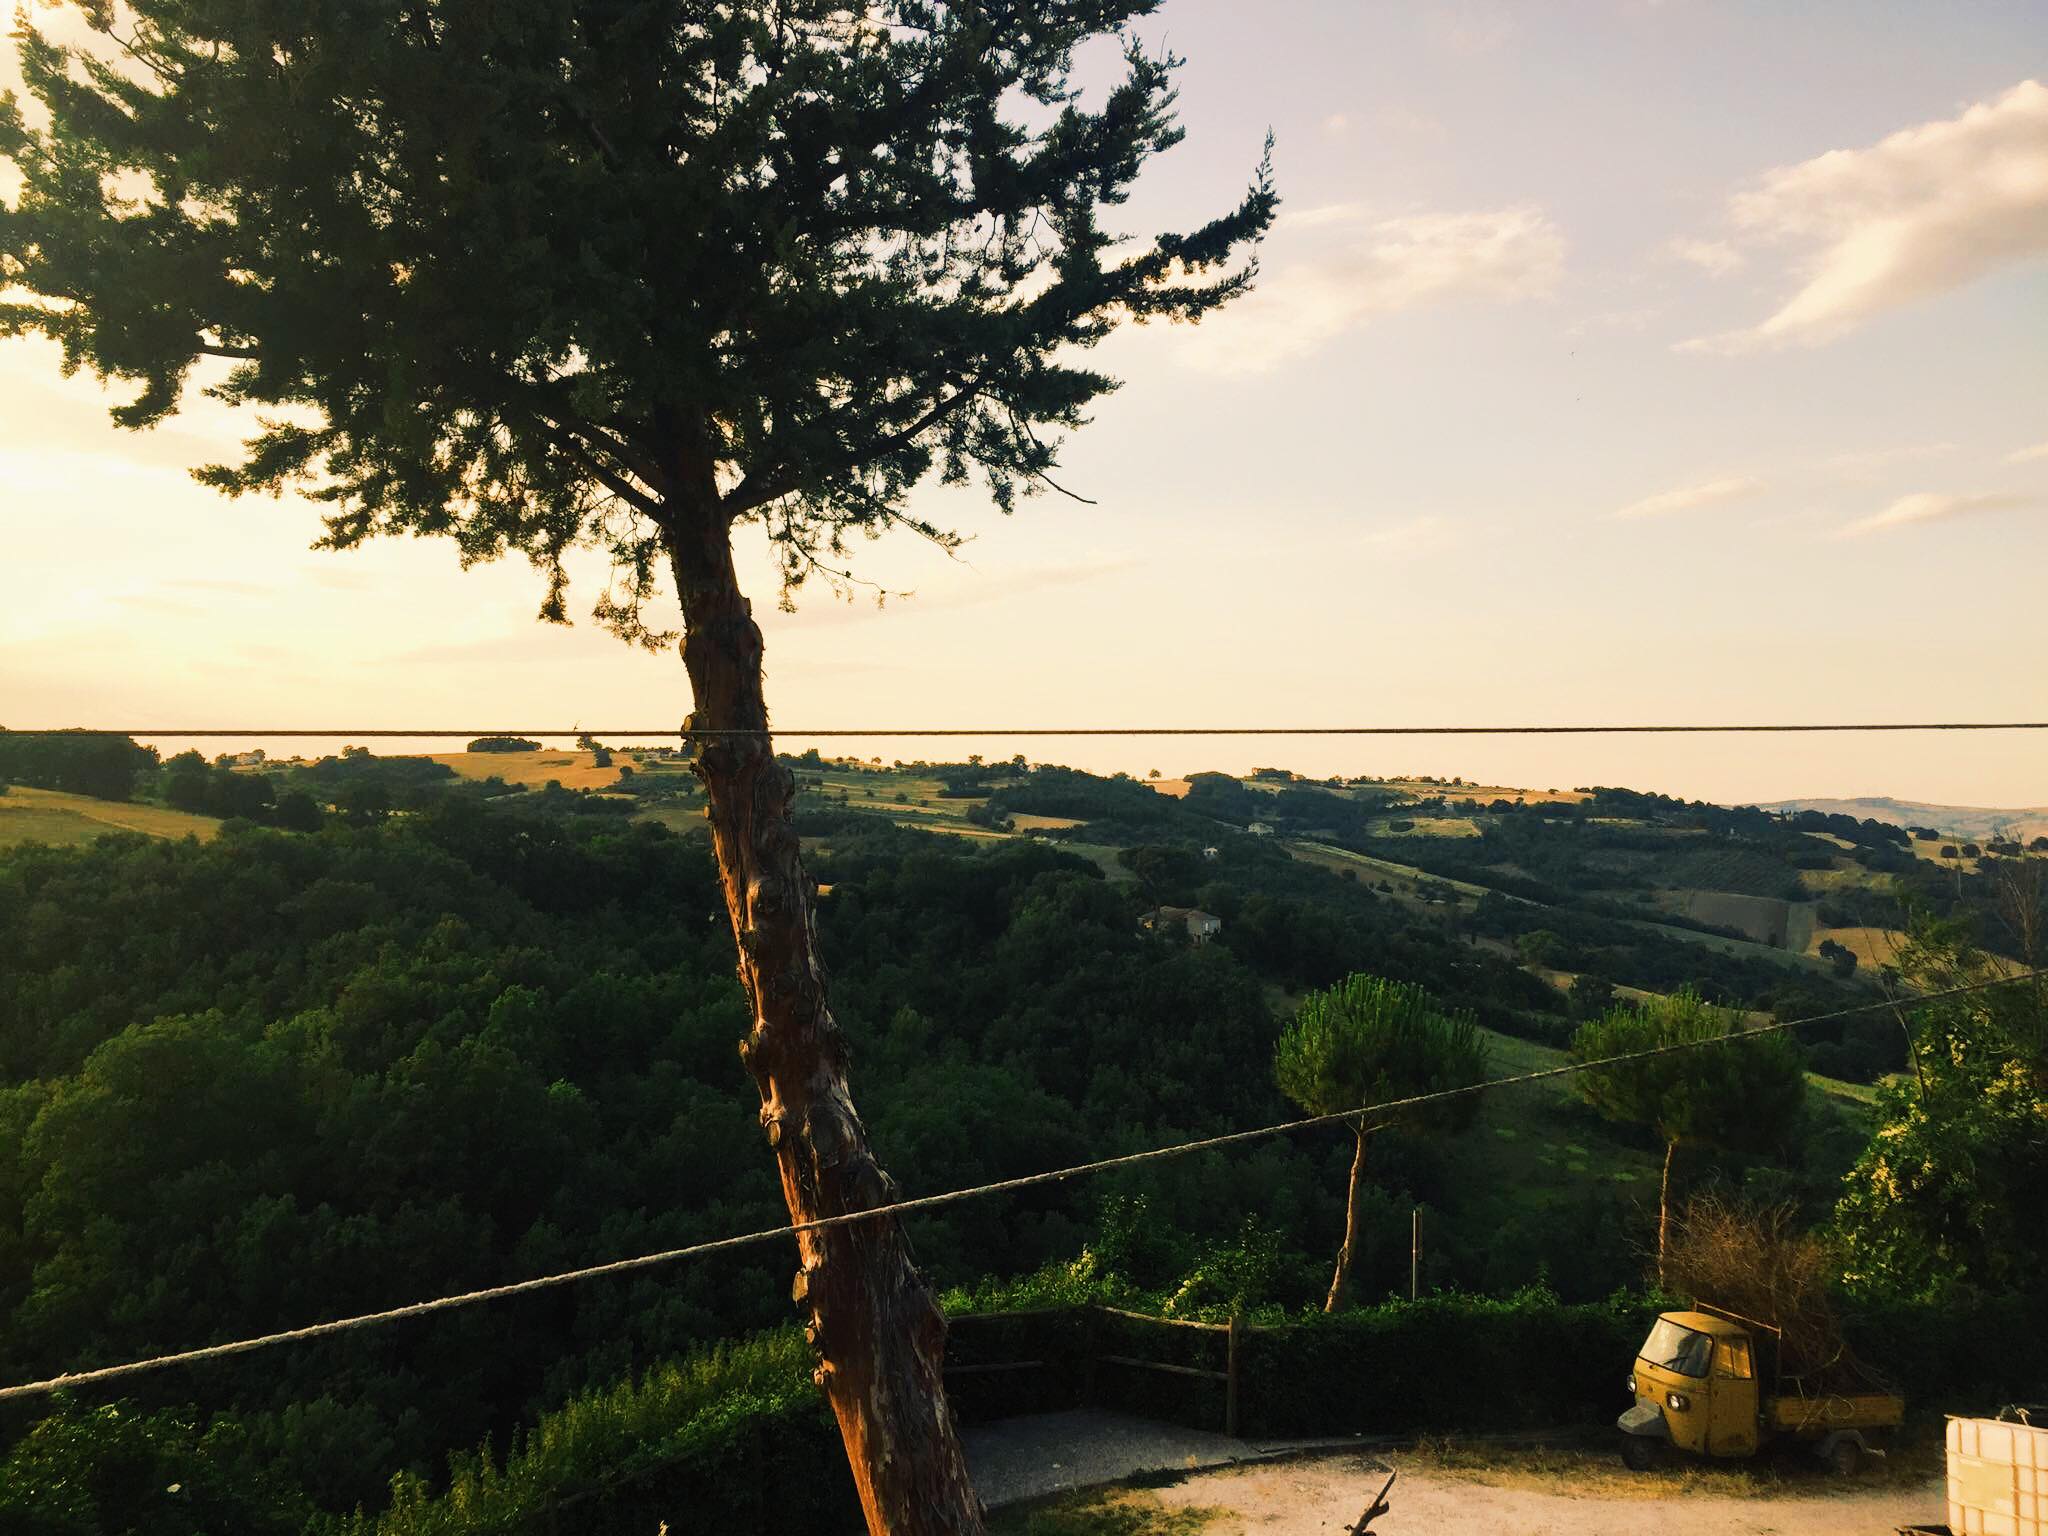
[0, 734, 2043, 1530]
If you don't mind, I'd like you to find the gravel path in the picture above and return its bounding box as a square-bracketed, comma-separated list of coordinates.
[1155, 1449, 1948, 1535]
[963, 1409, 1274, 1508]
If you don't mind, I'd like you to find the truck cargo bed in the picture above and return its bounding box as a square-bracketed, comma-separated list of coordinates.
[1764, 1391, 1905, 1435]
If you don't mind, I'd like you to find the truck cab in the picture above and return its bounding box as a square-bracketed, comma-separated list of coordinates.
[1620, 1309, 1761, 1467]
[1617, 1304, 1902, 1473]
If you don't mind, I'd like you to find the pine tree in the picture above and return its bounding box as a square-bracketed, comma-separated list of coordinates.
[0, 6, 1275, 1530]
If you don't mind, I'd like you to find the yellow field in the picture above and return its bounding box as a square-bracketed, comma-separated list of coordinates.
[0, 786, 220, 848]
[1009, 812, 1084, 831]
[1143, 775, 1584, 807]
[1374, 779, 1587, 806]
[1805, 924, 1908, 968]
[1905, 838, 1990, 871]
[429, 750, 624, 790]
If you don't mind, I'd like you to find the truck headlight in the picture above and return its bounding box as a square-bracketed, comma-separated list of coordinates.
[1666, 1392, 1690, 1411]
[1627, 1375, 1638, 1395]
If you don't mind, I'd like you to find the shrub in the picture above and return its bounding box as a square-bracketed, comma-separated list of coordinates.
[331, 1332, 855, 1536]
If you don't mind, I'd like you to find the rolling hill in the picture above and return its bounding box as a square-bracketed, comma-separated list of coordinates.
[1760, 796, 2048, 843]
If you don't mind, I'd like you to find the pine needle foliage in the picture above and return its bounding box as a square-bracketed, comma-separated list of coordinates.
[1273, 974, 1488, 1132]
[1569, 991, 1806, 1157]
[1570, 990, 1807, 1285]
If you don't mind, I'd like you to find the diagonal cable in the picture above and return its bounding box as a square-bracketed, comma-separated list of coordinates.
[0, 970, 2034, 1403]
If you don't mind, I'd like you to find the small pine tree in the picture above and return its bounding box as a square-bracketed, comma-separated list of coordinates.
[1571, 992, 1807, 1288]
[1275, 975, 1488, 1311]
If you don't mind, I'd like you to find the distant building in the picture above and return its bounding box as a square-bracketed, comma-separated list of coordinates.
[1202, 846, 1220, 860]
[1246, 822, 1274, 837]
[1140, 906, 1223, 944]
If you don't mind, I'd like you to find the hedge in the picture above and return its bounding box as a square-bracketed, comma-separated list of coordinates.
[311, 1288, 2045, 1534]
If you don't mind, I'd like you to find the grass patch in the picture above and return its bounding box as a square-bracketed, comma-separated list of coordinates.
[1371, 816, 1482, 839]
[0, 786, 220, 848]
[1806, 1071, 1882, 1111]
[1287, 841, 1496, 901]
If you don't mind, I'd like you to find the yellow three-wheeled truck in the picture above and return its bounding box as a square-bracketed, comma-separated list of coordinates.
[1617, 1303, 1904, 1475]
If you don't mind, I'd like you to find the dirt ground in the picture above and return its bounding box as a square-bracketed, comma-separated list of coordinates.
[1149, 1445, 1946, 1536]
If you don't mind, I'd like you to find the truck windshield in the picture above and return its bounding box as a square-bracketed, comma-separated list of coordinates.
[1639, 1319, 1713, 1378]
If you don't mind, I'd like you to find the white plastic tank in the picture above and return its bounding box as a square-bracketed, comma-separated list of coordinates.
[1949, 1413, 2048, 1536]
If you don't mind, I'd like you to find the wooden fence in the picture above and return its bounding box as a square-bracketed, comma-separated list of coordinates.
[943, 1305, 1256, 1437]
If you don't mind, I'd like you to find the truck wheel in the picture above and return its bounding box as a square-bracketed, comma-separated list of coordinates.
[1621, 1436, 1657, 1472]
[1826, 1438, 1862, 1478]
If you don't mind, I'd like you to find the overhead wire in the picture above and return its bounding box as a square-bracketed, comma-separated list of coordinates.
[28, 722, 2048, 738]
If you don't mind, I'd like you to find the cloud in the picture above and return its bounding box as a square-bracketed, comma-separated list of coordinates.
[1840, 491, 2038, 537]
[1666, 238, 1743, 276]
[1820, 441, 1958, 480]
[1679, 79, 2048, 354]
[1280, 202, 1369, 232]
[773, 555, 1142, 629]
[2009, 440, 2048, 464]
[163, 578, 273, 597]
[1613, 475, 1766, 520]
[1351, 515, 1461, 561]
[1423, 2, 1515, 54]
[1185, 205, 1565, 372]
[1566, 306, 1663, 336]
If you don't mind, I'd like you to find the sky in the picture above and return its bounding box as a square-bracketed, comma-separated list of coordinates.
[2, 1, 2046, 807]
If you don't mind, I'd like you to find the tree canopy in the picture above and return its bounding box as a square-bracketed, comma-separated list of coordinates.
[1275, 974, 1489, 1132]
[1, 1, 1275, 630]
[1570, 991, 1807, 1284]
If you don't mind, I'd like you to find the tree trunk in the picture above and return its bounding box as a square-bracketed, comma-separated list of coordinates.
[1657, 1137, 1679, 1292]
[1323, 1124, 1371, 1313]
[665, 507, 984, 1536]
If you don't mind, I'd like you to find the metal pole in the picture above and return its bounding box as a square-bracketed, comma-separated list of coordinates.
[1410, 1207, 1420, 1301]
[1225, 1311, 1244, 1438]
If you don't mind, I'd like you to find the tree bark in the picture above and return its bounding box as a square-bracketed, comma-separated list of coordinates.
[1323, 1124, 1371, 1313]
[1657, 1137, 1679, 1292]
[665, 505, 985, 1536]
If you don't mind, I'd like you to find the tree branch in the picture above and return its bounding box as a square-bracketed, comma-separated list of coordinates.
[525, 414, 666, 518]
[723, 375, 986, 517]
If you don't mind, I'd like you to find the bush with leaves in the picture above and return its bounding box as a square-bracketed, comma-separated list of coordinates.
[0, 1402, 308, 1536]
[1835, 1005, 2048, 1297]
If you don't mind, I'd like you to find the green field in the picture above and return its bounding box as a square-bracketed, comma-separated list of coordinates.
[1288, 840, 1501, 901]
[0, 785, 222, 848]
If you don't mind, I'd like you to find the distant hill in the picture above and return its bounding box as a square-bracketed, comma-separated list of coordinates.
[1758, 796, 2048, 842]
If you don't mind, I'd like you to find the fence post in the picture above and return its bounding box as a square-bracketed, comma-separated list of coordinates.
[1226, 1310, 1245, 1439]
